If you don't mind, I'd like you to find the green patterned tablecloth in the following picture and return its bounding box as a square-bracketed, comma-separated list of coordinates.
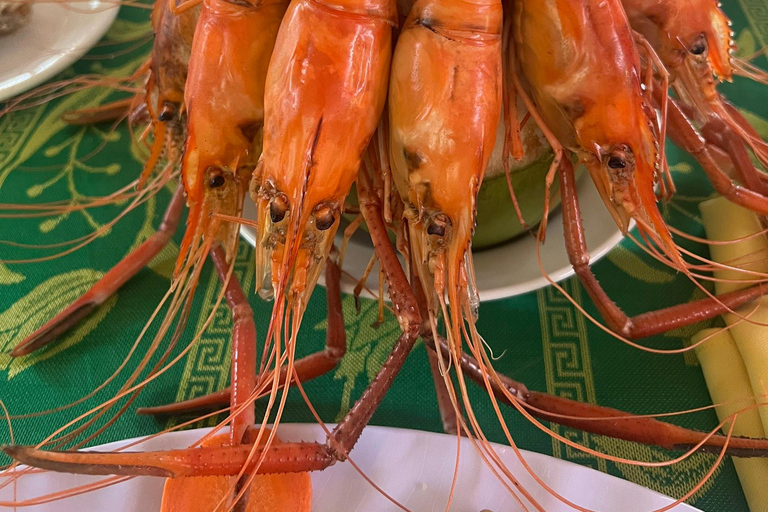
[1, 3, 767, 511]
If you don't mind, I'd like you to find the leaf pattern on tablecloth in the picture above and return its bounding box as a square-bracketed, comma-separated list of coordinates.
[0, 262, 24, 285]
[606, 245, 676, 284]
[314, 295, 401, 420]
[0, 56, 145, 192]
[103, 18, 152, 43]
[738, 109, 768, 139]
[735, 29, 757, 59]
[0, 50, 161, 383]
[738, 0, 768, 47]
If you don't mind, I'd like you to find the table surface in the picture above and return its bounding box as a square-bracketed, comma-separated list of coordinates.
[1, 3, 767, 511]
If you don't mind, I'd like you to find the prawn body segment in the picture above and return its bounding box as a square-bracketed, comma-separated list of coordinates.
[622, 0, 734, 84]
[389, 0, 502, 338]
[179, 0, 289, 268]
[623, 0, 768, 198]
[512, 0, 678, 264]
[252, 0, 396, 305]
[622, 0, 733, 126]
[149, 0, 200, 125]
[138, 0, 201, 185]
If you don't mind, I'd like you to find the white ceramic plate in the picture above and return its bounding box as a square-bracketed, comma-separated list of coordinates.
[3, 424, 702, 512]
[241, 173, 625, 301]
[0, 1, 118, 102]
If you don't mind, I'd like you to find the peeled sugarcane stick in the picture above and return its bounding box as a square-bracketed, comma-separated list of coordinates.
[699, 196, 768, 511]
[701, 197, 768, 434]
[694, 329, 768, 512]
[699, 197, 768, 295]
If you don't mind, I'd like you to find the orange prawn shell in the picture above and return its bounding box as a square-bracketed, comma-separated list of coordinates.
[150, 0, 199, 109]
[179, 0, 288, 266]
[259, 0, 396, 212]
[622, 0, 734, 81]
[388, 0, 501, 339]
[513, 0, 649, 154]
[513, 0, 675, 261]
[254, 0, 395, 297]
[160, 430, 312, 512]
[183, 0, 288, 203]
[140, 0, 201, 188]
[389, 0, 502, 237]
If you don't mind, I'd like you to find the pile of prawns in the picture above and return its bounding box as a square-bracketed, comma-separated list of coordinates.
[3, 0, 768, 509]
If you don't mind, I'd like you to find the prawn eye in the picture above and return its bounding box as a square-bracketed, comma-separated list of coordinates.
[690, 35, 707, 56]
[607, 156, 626, 169]
[270, 194, 289, 223]
[158, 101, 178, 122]
[427, 214, 450, 237]
[208, 168, 226, 188]
[314, 205, 335, 231]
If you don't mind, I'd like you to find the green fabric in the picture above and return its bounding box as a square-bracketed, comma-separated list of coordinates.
[0, 4, 766, 511]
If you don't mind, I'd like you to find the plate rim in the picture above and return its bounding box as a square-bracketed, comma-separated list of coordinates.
[21, 424, 701, 512]
[0, 1, 120, 102]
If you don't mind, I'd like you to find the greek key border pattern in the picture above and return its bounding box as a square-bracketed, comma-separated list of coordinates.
[537, 279, 606, 472]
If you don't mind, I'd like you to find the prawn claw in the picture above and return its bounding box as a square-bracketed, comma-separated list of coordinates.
[3, 443, 333, 478]
[10, 303, 96, 357]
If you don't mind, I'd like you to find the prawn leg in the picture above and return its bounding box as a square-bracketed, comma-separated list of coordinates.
[559, 157, 767, 340]
[663, 93, 768, 215]
[408, 255, 462, 436]
[698, 119, 767, 195]
[61, 58, 152, 125]
[426, 348, 462, 435]
[423, 335, 768, 457]
[168, 0, 203, 16]
[209, 245, 256, 445]
[161, 246, 311, 511]
[621, 0, 768, 196]
[670, 96, 768, 196]
[500, 17, 529, 229]
[4, 168, 422, 477]
[720, 100, 768, 157]
[136, 255, 347, 417]
[10, 187, 185, 357]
